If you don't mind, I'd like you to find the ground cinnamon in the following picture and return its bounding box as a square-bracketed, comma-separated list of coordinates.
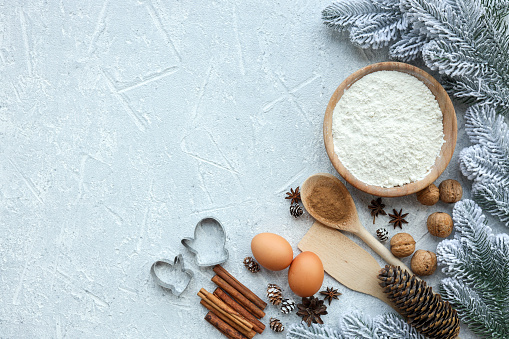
[307, 180, 351, 223]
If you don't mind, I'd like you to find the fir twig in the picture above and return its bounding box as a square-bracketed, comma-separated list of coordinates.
[287, 312, 425, 339]
[322, 0, 408, 49]
[322, 0, 509, 114]
[459, 104, 509, 226]
[437, 200, 509, 337]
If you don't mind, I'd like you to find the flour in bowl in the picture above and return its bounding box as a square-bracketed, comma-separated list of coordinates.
[332, 70, 445, 188]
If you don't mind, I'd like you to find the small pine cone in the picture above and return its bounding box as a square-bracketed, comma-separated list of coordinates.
[267, 284, 283, 305]
[376, 228, 389, 242]
[243, 256, 260, 273]
[290, 203, 303, 218]
[280, 298, 295, 314]
[378, 265, 460, 339]
[269, 318, 284, 332]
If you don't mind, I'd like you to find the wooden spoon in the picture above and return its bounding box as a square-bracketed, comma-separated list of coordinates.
[299, 221, 390, 304]
[301, 173, 412, 273]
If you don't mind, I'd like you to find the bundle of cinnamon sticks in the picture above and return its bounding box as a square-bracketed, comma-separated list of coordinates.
[199, 265, 267, 339]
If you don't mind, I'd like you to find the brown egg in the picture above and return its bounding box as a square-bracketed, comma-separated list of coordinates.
[288, 251, 324, 297]
[251, 233, 293, 271]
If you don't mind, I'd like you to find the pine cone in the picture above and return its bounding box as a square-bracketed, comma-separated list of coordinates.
[269, 318, 284, 332]
[296, 296, 328, 327]
[267, 284, 283, 305]
[376, 228, 389, 242]
[290, 203, 303, 218]
[280, 298, 295, 314]
[378, 265, 460, 339]
[243, 256, 260, 273]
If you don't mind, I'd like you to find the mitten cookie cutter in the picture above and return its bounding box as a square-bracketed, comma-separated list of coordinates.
[181, 217, 229, 266]
[150, 254, 194, 296]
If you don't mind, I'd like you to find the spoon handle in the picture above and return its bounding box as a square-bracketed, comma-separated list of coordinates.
[356, 227, 412, 274]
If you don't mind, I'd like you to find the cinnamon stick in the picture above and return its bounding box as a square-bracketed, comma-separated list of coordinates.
[204, 311, 248, 339]
[214, 288, 265, 334]
[200, 289, 253, 330]
[212, 275, 265, 319]
[198, 290, 253, 333]
[213, 265, 267, 310]
[200, 300, 256, 339]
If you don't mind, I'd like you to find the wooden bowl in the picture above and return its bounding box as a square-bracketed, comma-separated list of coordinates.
[323, 62, 457, 197]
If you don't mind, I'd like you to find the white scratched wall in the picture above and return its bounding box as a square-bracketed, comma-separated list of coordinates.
[0, 1, 481, 338]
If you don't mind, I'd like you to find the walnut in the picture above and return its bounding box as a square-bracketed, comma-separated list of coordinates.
[416, 184, 439, 206]
[439, 179, 463, 203]
[411, 250, 437, 276]
[390, 233, 416, 258]
[427, 212, 453, 237]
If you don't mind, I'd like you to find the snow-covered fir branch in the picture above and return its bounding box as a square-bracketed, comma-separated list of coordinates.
[322, 0, 509, 115]
[322, 0, 408, 49]
[287, 322, 343, 339]
[459, 104, 509, 227]
[437, 200, 509, 337]
[286, 312, 424, 339]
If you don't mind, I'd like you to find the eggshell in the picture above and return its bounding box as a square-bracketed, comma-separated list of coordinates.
[288, 251, 324, 297]
[251, 233, 293, 271]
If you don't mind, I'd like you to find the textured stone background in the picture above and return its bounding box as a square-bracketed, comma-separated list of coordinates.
[2, 1, 500, 338]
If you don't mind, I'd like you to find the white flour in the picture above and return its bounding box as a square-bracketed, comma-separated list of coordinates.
[332, 71, 445, 188]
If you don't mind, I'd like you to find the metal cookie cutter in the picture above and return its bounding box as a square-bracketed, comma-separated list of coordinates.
[150, 254, 194, 296]
[181, 217, 229, 266]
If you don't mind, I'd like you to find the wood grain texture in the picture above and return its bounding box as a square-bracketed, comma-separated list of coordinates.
[323, 61, 457, 197]
[298, 222, 390, 305]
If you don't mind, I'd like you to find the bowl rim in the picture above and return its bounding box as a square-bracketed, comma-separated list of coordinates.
[323, 61, 457, 197]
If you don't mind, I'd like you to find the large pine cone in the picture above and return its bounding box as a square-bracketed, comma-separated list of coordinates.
[378, 265, 460, 339]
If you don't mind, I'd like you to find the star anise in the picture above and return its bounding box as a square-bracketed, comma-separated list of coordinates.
[285, 187, 301, 204]
[320, 287, 341, 305]
[368, 197, 386, 224]
[389, 209, 409, 229]
[296, 296, 328, 327]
